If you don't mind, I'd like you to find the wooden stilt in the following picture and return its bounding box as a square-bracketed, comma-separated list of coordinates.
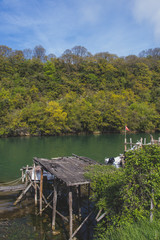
[88, 183, 90, 213]
[130, 138, 132, 149]
[69, 211, 93, 240]
[150, 189, 154, 222]
[78, 185, 81, 219]
[14, 182, 32, 205]
[96, 212, 106, 222]
[95, 209, 102, 221]
[34, 164, 37, 206]
[124, 137, 127, 151]
[21, 170, 24, 183]
[69, 187, 73, 239]
[26, 165, 29, 184]
[40, 168, 43, 216]
[52, 183, 57, 230]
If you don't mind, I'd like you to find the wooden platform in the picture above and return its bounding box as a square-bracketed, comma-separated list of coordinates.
[0, 184, 26, 192]
[34, 154, 98, 186]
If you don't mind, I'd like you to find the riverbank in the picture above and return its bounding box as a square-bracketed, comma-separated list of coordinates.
[0, 129, 159, 138]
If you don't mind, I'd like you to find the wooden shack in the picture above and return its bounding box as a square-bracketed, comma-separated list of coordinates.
[15, 154, 98, 240]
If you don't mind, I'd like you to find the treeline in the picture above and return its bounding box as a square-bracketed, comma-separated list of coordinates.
[0, 45, 160, 137]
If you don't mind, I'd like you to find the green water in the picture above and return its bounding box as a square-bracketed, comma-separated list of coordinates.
[0, 133, 159, 240]
[0, 133, 157, 182]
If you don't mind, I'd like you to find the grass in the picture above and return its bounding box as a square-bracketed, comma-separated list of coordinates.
[99, 219, 160, 240]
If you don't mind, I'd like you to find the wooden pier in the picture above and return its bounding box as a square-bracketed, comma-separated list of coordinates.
[14, 154, 98, 240]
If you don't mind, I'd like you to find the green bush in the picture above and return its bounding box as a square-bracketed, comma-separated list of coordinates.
[85, 145, 160, 238]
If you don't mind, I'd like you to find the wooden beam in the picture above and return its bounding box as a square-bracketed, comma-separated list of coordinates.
[52, 183, 57, 230]
[40, 168, 43, 216]
[69, 211, 93, 240]
[13, 182, 32, 205]
[95, 209, 102, 221]
[69, 187, 73, 239]
[96, 212, 106, 222]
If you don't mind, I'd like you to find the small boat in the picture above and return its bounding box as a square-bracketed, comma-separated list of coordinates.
[105, 154, 123, 167]
[105, 140, 143, 167]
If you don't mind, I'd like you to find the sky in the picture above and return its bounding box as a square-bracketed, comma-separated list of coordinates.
[0, 0, 160, 57]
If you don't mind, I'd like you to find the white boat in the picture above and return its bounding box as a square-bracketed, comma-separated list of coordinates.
[105, 140, 143, 167]
[105, 154, 123, 167]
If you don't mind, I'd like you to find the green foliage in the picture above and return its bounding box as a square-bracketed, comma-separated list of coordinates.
[0, 45, 160, 136]
[101, 219, 160, 240]
[86, 145, 160, 238]
[122, 145, 160, 221]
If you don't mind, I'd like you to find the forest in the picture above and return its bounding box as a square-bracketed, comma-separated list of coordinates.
[0, 45, 160, 137]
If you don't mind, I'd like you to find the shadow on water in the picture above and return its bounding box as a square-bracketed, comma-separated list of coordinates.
[0, 191, 68, 240]
[0, 188, 96, 240]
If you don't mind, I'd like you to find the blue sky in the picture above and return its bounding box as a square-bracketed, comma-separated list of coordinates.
[0, 0, 159, 57]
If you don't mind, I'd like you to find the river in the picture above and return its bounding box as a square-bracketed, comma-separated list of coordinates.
[0, 133, 159, 239]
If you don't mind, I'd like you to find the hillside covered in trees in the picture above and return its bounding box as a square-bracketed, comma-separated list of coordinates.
[0, 45, 160, 137]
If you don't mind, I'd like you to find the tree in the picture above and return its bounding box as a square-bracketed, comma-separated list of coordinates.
[23, 48, 33, 59]
[44, 101, 67, 134]
[46, 53, 56, 61]
[33, 45, 46, 62]
[0, 45, 12, 58]
[71, 45, 91, 57]
[127, 102, 158, 131]
[94, 51, 118, 62]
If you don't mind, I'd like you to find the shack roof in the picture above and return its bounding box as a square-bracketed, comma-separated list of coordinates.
[33, 154, 98, 186]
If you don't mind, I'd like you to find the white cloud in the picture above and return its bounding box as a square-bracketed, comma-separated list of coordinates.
[0, 0, 158, 56]
[133, 0, 160, 40]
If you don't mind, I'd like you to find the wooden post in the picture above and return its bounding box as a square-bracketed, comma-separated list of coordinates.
[69, 187, 73, 239]
[78, 185, 81, 219]
[124, 126, 127, 151]
[69, 211, 93, 240]
[150, 189, 154, 222]
[34, 164, 37, 206]
[21, 170, 24, 183]
[40, 167, 43, 216]
[52, 183, 57, 230]
[88, 183, 90, 213]
[124, 137, 127, 151]
[130, 138, 132, 149]
[26, 165, 29, 184]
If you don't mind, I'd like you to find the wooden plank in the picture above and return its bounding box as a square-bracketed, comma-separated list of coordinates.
[33, 156, 97, 187]
[0, 184, 25, 192]
[13, 182, 32, 205]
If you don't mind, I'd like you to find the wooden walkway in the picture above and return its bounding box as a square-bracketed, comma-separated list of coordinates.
[0, 184, 25, 192]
